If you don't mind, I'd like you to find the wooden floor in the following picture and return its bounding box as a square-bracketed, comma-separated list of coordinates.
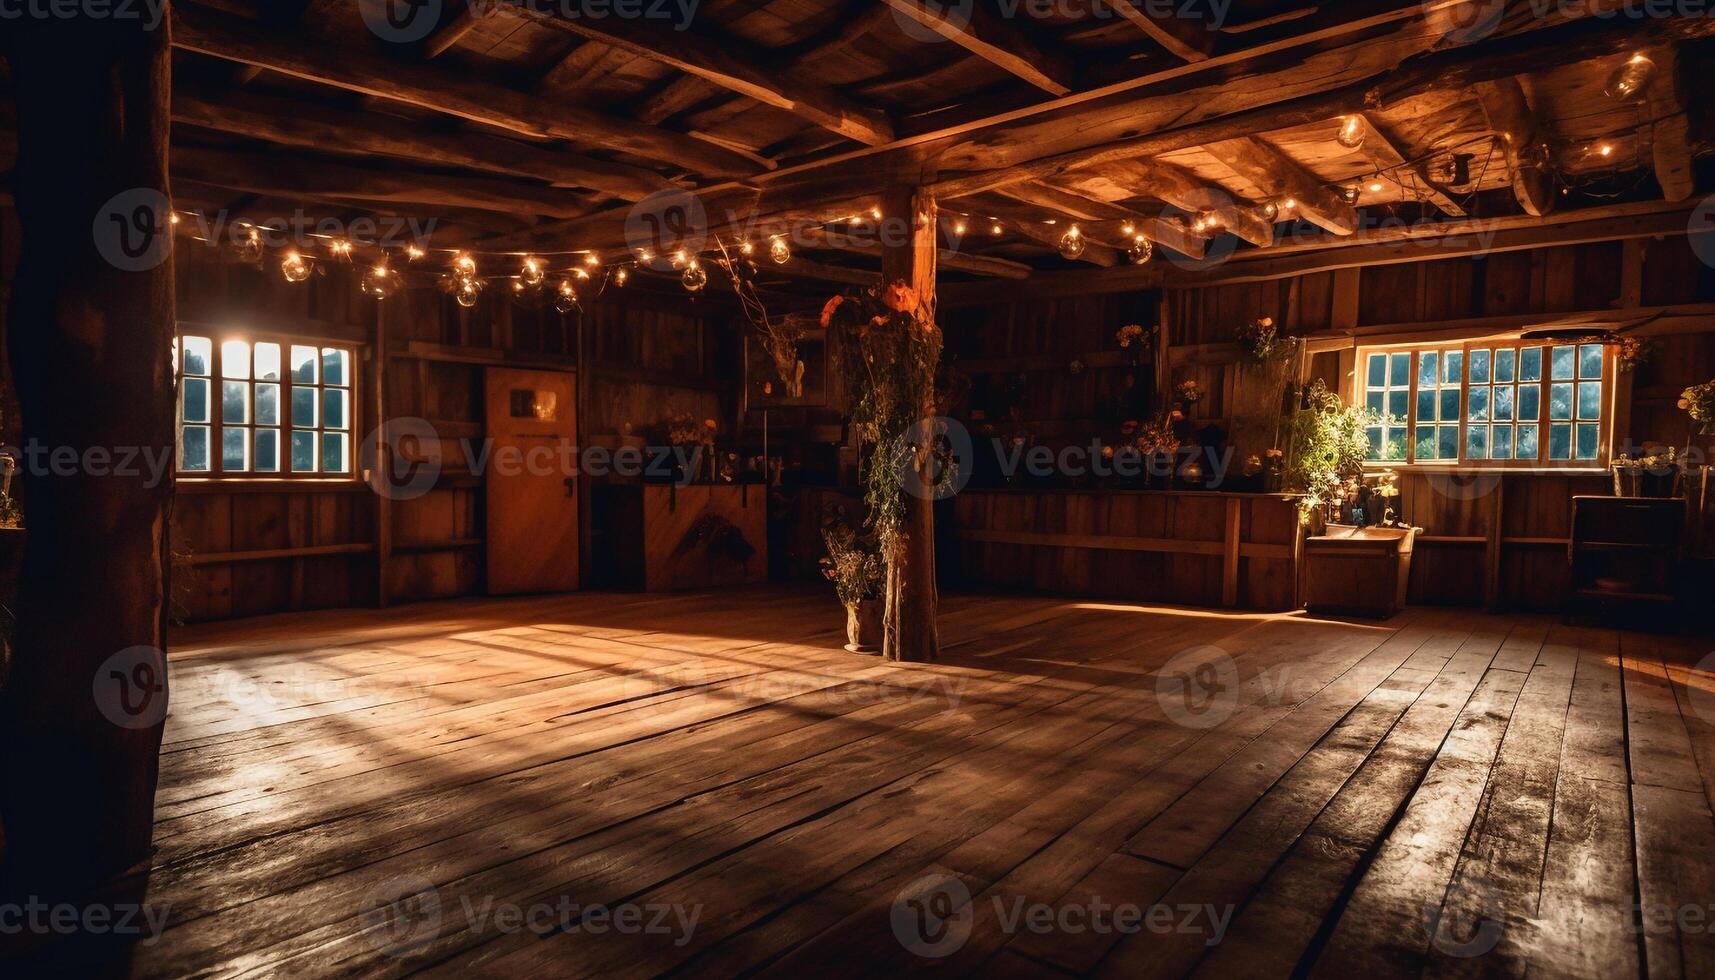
[132, 587, 1715, 978]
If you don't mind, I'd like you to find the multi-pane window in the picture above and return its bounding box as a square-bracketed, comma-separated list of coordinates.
[1358, 341, 1609, 466]
[176, 332, 354, 477]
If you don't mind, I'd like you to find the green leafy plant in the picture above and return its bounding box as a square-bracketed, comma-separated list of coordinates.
[820, 510, 884, 608]
[1285, 380, 1394, 524]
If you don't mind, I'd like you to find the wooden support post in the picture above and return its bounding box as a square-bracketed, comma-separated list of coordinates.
[1, 11, 174, 900]
[1222, 497, 1242, 607]
[880, 185, 940, 664]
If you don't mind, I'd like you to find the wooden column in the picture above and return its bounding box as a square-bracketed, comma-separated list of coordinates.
[879, 185, 940, 663]
[1, 11, 175, 898]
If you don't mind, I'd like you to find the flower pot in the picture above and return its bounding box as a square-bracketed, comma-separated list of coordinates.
[844, 598, 883, 654]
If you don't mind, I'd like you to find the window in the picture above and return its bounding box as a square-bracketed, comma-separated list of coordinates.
[175, 331, 355, 477]
[1356, 341, 1610, 466]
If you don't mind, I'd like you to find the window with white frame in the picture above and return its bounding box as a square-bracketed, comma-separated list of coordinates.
[175, 332, 355, 477]
[1356, 341, 1610, 466]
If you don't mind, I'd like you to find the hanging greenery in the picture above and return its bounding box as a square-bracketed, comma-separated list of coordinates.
[1285, 379, 1389, 525]
[823, 280, 951, 557]
[712, 239, 807, 397]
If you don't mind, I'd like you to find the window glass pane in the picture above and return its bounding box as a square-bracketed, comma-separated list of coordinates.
[1576, 422, 1600, 460]
[291, 431, 317, 473]
[291, 345, 319, 384]
[1467, 425, 1489, 459]
[1470, 349, 1491, 384]
[255, 383, 280, 426]
[1419, 352, 1438, 388]
[1386, 427, 1406, 460]
[322, 348, 349, 387]
[1517, 423, 1539, 460]
[1492, 425, 1513, 459]
[1493, 386, 1514, 421]
[1469, 386, 1489, 421]
[1494, 348, 1516, 383]
[1518, 384, 1540, 421]
[1551, 345, 1576, 380]
[1366, 390, 1385, 413]
[1520, 347, 1543, 382]
[180, 425, 210, 471]
[254, 430, 279, 473]
[1389, 352, 1410, 387]
[222, 381, 249, 423]
[1578, 381, 1602, 419]
[182, 378, 209, 423]
[1366, 427, 1384, 461]
[1387, 390, 1408, 420]
[1443, 350, 1463, 383]
[1439, 389, 1459, 422]
[1548, 423, 1573, 460]
[1579, 343, 1603, 379]
[1439, 426, 1459, 460]
[322, 389, 349, 430]
[221, 428, 248, 471]
[1549, 383, 1574, 421]
[1415, 426, 1437, 459]
[254, 342, 281, 381]
[1367, 354, 1386, 387]
[181, 336, 212, 376]
[292, 388, 317, 427]
[1418, 390, 1437, 422]
[321, 432, 349, 473]
[221, 340, 251, 380]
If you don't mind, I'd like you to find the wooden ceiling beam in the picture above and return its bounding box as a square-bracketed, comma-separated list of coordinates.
[880, 0, 1077, 96]
[172, 88, 679, 201]
[424, 1, 492, 60]
[1351, 112, 1467, 217]
[992, 181, 1206, 259]
[500, 4, 895, 145]
[962, 194, 1122, 267]
[1473, 77, 1555, 217]
[1206, 136, 1359, 235]
[801, 233, 1033, 279]
[1102, 0, 1217, 61]
[171, 145, 600, 220]
[1056, 158, 1275, 246]
[1643, 46, 1695, 202]
[170, 4, 760, 179]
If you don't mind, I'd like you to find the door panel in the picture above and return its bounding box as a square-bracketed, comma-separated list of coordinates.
[484, 367, 578, 595]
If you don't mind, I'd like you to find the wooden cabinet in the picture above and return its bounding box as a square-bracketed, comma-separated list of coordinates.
[607, 484, 768, 592]
[1304, 525, 1418, 619]
[1569, 496, 1682, 606]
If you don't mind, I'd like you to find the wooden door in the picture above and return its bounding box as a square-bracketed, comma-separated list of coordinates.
[484, 367, 579, 594]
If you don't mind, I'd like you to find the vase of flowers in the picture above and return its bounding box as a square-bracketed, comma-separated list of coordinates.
[1176, 379, 1205, 419]
[1682, 379, 1715, 436]
[820, 511, 885, 654]
[1136, 414, 1181, 490]
[1236, 316, 1281, 363]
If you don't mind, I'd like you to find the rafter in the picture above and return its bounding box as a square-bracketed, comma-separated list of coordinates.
[962, 194, 1122, 267]
[499, 3, 895, 145]
[801, 232, 1033, 280]
[170, 4, 760, 179]
[1351, 112, 1467, 217]
[1643, 47, 1695, 202]
[424, 1, 492, 60]
[1102, 0, 1218, 61]
[1206, 136, 1358, 235]
[880, 0, 1077, 96]
[1474, 77, 1555, 217]
[1056, 158, 1275, 246]
[172, 88, 678, 201]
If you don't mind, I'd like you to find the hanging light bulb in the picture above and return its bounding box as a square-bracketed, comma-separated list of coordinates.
[453, 252, 477, 283]
[1281, 197, 1298, 214]
[1336, 115, 1367, 149]
[404, 244, 426, 261]
[1596, 142, 1615, 158]
[1342, 184, 1361, 204]
[1120, 222, 1135, 236]
[672, 249, 688, 268]
[768, 236, 790, 265]
[553, 279, 579, 314]
[1605, 53, 1657, 101]
[870, 206, 882, 219]
[360, 261, 397, 299]
[953, 218, 968, 235]
[1127, 236, 1154, 265]
[614, 268, 628, 286]
[584, 254, 601, 267]
[1261, 200, 1280, 222]
[990, 220, 1003, 236]
[455, 278, 481, 308]
[519, 255, 545, 287]
[739, 241, 755, 256]
[236, 226, 264, 264]
[280, 249, 312, 283]
[681, 260, 707, 293]
[328, 240, 353, 261]
[1057, 225, 1086, 260]
[1367, 179, 1385, 193]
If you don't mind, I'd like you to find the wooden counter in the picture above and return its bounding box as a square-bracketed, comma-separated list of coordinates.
[947, 489, 1303, 610]
[608, 484, 768, 592]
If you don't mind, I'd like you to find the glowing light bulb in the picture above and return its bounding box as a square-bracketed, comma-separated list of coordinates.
[739, 241, 755, 256]
[360, 261, 397, 298]
[455, 278, 481, 308]
[953, 219, 968, 235]
[681, 260, 707, 293]
[990, 221, 1003, 236]
[329, 240, 353, 259]
[281, 250, 311, 283]
[520, 255, 545, 287]
[870, 206, 882, 219]
[584, 254, 600, 267]
[1337, 115, 1366, 149]
[1127, 236, 1153, 265]
[237, 226, 263, 264]
[1367, 180, 1385, 193]
[404, 244, 425, 261]
[453, 252, 477, 281]
[614, 268, 628, 286]
[1261, 201, 1279, 221]
[1057, 226, 1086, 260]
[1342, 184, 1361, 204]
[1605, 53, 1656, 101]
[768, 236, 790, 265]
[1597, 143, 1614, 158]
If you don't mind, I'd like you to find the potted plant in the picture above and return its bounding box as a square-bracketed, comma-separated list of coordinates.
[1285, 380, 1390, 527]
[820, 511, 885, 654]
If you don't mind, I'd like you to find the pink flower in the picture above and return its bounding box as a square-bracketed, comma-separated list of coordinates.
[819, 294, 845, 329]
